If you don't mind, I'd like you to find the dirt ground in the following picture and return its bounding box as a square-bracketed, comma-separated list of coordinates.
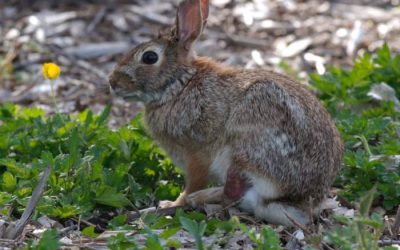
[1, 0, 399, 125]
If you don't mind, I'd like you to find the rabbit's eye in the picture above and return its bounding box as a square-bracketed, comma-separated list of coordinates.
[142, 51, 158, 64]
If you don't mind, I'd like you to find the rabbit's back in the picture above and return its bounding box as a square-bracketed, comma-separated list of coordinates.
[224, 70, 343, 203]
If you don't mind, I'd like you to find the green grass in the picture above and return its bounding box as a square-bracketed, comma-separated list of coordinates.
[0, 105, 182, 219]
[310, 43, 400, 210]
[1, 44, 399, 249]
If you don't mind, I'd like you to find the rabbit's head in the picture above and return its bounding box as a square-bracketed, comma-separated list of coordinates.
[109, 0, 209, 103]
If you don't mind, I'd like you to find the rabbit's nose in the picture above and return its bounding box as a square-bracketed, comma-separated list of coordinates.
[109, 70, 132, 91]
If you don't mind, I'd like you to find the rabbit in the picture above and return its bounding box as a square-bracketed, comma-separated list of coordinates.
[108, 0, 344, 226]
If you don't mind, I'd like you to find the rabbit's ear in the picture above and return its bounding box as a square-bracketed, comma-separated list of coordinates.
[176, 0, 209, 52]
[199, 0, 209, 29]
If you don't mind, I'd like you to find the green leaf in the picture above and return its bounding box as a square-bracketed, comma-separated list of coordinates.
[165, 239, 183, 248]
[36, 229, 60, 250]
[145, 229, 163, 250]
[16, 187, 32, 198]
[82, 226, 99, 238]
[180, 216, 205, 250]
[260, 226, 282, 250]
[198, 221, 207, 237]
[159, 227, 180, 239]
[0, 191, 14, 206]
[47, 205, 80, 218]
[20, 107, 45, 119]
[107, 232, 138, 250]
[356, 218, 383, 230]
[375, 42, 391, 67]
[108, 214, 128, 229]
[1, 172, 16, 192]
[96, 105, 111, 125]
[179, 216, 198, 235]
[68, 127, 80, 168]
[359, 185, 376, 217]
[0, 159, 30, 178]
[95, 188, 132, 208]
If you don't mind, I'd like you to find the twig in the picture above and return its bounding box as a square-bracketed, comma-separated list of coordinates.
[206, 199, 242, 219]
[0, 43, 20, 75]
[283, 210, 312, 234]
[392, 205, 400, 236]
[0, 238, 20, 249]
[235, 214, 260, 225]
[207, 29, 268, 49]
[128, 6, 171, 26]
[4, 166, 51, 239]
[126, 206, 193, 223]
[58, 225, 78, 236]
[86, 7, 107, 33]
[308, 197, 316, 234]
[284, 229, 335, 250]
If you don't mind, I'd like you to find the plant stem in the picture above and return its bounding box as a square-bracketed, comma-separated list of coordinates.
[49, 79, 65, 123]
[356, 135, 372, 156]
[49, 79, 60, 114]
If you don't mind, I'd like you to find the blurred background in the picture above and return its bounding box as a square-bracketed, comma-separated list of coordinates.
[0, 0, 399, 125]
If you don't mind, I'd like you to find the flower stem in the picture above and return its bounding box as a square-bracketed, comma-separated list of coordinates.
[49, 79, 64, 123]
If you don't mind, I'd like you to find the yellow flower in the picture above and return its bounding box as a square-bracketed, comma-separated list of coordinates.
[42, 63, 61, 80]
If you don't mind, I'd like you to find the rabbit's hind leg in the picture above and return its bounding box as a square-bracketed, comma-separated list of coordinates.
[187, 166, 251, 206]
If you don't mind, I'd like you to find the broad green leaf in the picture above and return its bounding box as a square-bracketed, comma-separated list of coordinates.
[82, 226, 99, 238]
[0, 159, 30, 178]
[1, 171, 16, 192]
[20, 107, 45, 119]
[179, 216, 198, 235]
[180, 216, 205, 250]
[16, 187, 32, 198]
[0, 191, 14, 205]
[108, 214, 128, 229]
[260, 226, 282, 250]
[145, 236, 163, 250]
[159, 227, 180, 239]
[95, 188, 132, 208]
[165, 239, 183, 248]
[36, 229, 60, 250]
[48, 205, 80, 218]
[107, 233, 138, 250]
[145, 229, 163, 250]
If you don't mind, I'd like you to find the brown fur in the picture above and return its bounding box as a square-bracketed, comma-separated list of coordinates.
[109, 0, 344, 225]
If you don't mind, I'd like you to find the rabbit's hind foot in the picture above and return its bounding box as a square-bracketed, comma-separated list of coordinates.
[239, 188, 309, 227]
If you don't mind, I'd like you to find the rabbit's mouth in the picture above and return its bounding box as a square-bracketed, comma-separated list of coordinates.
[109, 86, 142, 101]
[120, 91, 156, 104]
[120, 92, 143, 101]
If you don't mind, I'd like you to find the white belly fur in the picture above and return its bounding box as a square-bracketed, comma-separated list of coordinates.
[208, 147, 281, 199]
[208, 146, 232, 184]
[197, 146, 306, 226]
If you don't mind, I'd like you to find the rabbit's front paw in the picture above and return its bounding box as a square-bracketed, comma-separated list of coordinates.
[159, 192, 187, 208]
[159, 200, 181, 208]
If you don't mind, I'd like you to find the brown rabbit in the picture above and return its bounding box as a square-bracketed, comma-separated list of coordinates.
[109, 0, 344, 226]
